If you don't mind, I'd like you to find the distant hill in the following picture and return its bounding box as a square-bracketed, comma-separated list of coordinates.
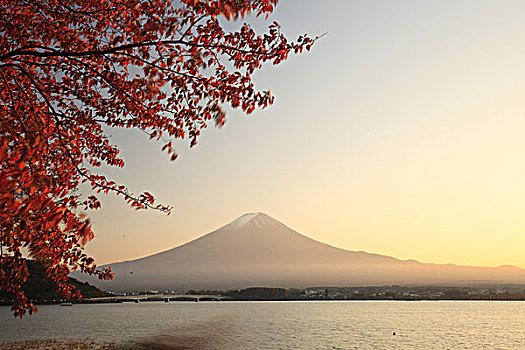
[1, 260, 108, 304]
[73, 213, 525, 292]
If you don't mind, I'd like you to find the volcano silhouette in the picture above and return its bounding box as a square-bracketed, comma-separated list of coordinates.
[76, 213, 525, 291]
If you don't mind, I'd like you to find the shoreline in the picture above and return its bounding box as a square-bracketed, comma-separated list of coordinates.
[4, 297, 525, 307]
[0, 340, 115, 350]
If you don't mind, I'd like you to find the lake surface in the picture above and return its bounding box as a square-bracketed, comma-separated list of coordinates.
[1, 301, 525, 349]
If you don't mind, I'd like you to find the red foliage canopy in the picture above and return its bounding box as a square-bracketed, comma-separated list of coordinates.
[0, 0, 315, 317]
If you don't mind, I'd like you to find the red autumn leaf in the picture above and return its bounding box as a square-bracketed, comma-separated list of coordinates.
[0, 0, 317, 317]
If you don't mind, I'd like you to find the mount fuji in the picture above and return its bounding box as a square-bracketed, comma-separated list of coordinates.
[75, 213, 525, 291]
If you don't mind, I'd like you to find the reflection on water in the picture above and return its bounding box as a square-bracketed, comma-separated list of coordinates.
[1, 301, 525, 349]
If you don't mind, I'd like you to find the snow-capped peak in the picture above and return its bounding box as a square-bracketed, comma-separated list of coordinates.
[222, 212, 265, 230]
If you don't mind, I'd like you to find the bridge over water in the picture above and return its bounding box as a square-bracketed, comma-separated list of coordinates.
[86, 294, 224, 303]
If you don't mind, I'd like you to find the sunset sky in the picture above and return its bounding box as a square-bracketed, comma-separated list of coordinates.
[85, 0, 525, 268]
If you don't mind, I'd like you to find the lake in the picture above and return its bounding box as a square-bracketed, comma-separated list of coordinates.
[1, 301, 525, 349]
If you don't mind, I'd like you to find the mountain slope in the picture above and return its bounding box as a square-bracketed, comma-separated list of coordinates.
[74, 213, 525, 291]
